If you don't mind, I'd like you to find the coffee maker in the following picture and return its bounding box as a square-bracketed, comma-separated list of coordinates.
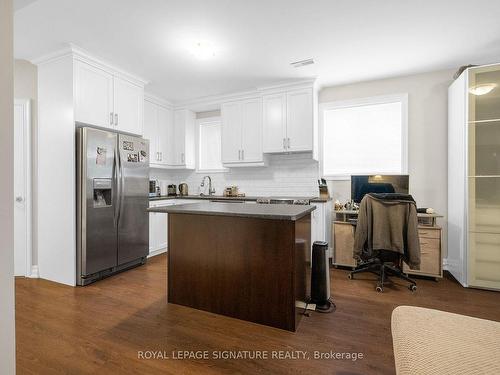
[149, 180, 160, 197]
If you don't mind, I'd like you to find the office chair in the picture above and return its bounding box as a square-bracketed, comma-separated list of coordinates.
[348, 193, 419, 293]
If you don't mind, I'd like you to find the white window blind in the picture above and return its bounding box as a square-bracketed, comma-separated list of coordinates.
[198, 119, 224, 171]
[322, 95, 407, 178]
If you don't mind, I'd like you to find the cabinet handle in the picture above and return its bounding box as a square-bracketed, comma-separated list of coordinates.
[238, 150, 241, 160]
[159, 152, 162, 161]
[241, 149, 244, 160]
[283, 138, 286, 149]
[110, 112, 114, 125]
[114, 113, 118, 126]
[287, 138, 290, 149]
[181, 153, 185, 163]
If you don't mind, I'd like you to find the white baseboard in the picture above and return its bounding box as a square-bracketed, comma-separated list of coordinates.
[148, 247, 167, 258]
[28, 265, 39, 278]
[442, 258, 449, 271]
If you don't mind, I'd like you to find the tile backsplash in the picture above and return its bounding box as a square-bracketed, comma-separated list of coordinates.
[150, 153, 320, 197]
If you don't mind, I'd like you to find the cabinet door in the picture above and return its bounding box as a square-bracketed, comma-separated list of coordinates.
[241, 98, 263, 162]
[158, 105, 172, 165]
[144, 100, 159, 163]
[172, 110, 186, 165]
[149, 201, 170, 253]
[286, 88, 313, 152]
[221, 101, 242, 163]
[157, 210, 168, 251]
[74, 61, 114, 128]
[183, 110, 196, 168]
[311, 203, 325, 243]
[148, 203, 159, 252]
[263, 93, 286, 153]
[113, 76, 144, 135]
[310, 203, 324, 262]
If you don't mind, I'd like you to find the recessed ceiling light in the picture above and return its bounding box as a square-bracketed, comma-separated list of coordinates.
[290, 58, 315, 68]
[469, 83, 497, 96]
[189, 41, 216, 60]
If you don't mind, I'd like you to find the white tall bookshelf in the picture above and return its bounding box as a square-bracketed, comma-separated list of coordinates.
[448, 63, 500, 290]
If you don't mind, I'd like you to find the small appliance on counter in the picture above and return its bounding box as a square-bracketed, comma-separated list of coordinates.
[149, 179, 160, 197]
[167, 184, 177, 196]
[318, 178, 330, 200]
[223, 185, 244, 197]
[179, 183, 188, 196]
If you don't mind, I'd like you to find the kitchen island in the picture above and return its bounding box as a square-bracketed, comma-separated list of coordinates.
[148, 202, 315, 331]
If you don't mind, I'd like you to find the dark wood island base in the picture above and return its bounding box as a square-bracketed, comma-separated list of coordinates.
[167, 212, 311, 331]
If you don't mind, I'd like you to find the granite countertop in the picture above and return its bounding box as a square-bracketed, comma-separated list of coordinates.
[149, 194, 330, 203]
[148, 202, 316, 221]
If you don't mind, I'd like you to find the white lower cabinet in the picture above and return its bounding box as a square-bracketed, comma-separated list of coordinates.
[149, 201, 172, 255]
[148, 199, 204, 256]
[310, 202, 333, 260]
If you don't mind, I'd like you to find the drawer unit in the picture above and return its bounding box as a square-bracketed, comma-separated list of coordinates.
[403, 226, 442, 278]
[333, 221, 357, 267]
[418, 227, 441, 239]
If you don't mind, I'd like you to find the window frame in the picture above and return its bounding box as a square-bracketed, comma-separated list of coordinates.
[319, 93, 408, 180]
[196, 116, 228, 173]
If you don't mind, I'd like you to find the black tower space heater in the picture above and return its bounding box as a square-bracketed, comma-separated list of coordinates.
[310, 241, 332, 311]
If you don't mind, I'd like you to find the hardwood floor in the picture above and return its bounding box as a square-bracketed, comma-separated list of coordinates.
[16, 254, 500, 375]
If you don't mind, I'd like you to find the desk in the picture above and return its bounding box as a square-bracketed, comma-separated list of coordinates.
[332, 210, 444, 279]
[334, 210, 443, 226]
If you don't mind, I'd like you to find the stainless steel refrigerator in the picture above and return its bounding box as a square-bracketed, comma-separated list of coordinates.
[76, 127, 149, 285]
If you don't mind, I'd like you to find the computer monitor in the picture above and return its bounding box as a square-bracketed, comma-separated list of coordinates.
[351, 175, 409, 203]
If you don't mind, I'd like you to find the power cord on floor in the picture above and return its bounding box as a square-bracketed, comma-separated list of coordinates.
[315, 297, 336, 313]
[301, 296, 337, 315]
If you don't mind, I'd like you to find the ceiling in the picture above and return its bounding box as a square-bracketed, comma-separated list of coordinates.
[14, 0, 500, 103]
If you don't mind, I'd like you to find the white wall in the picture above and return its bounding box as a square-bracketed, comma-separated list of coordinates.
[320, 68, 454, 255]
[0, 0, 16, 373]
[14, 59, 38, 266]
[151, 153, 319, 197]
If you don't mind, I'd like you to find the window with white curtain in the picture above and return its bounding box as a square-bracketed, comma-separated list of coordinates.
[198, 118, 225, 171]
[321, 94, 408, 178]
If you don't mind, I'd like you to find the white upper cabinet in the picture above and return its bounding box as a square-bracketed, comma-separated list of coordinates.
[241, 98, 263, 163]
[143, 99, 159, 161]
[286, 88, 313, 152]
[221, 97, 264, 166]
[262, 93, 286, 153]
[263, 86, 316, 156]
[113, 76, 144, 135]
[73, 54, 146, 136]
[74, 61, 114, 129]
[221, 101, 242, 163]
[144, 97, 173, 168]
[157, 105, 172, 166]
[168, 109, 195, 169]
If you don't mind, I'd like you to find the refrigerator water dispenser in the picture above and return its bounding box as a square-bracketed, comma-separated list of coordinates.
[93, 178, 112, 207]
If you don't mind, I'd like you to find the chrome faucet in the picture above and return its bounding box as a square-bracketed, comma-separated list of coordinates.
[200, 175, 216, 196]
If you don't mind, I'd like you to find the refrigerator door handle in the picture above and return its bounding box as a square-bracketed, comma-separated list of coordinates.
[116, 146, 123, 225]
[113, 146, 119, 225]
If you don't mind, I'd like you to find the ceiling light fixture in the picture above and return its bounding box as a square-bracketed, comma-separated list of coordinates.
[290, 58, 315, 68]
[189, 41, 216, 60]
[469, 83, 497, 96]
